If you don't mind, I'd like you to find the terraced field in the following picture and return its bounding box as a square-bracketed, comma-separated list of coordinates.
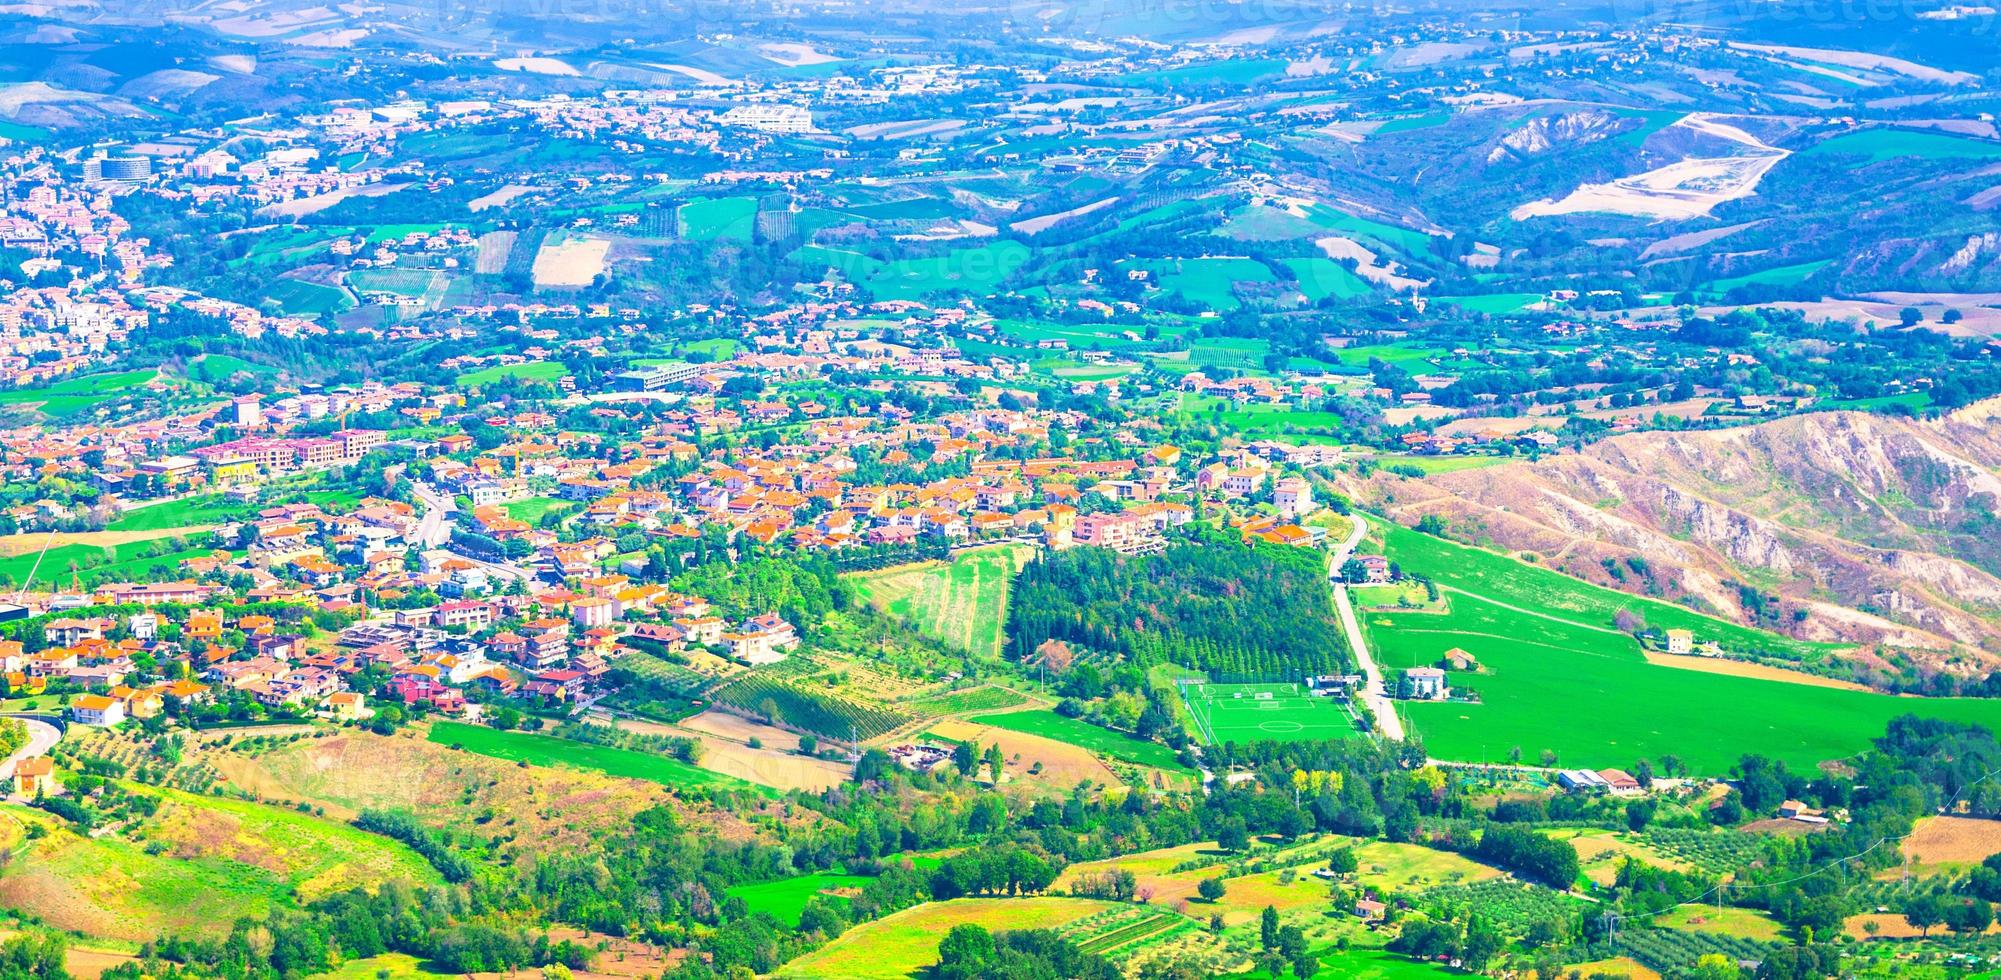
[849, 544, 1032, 659]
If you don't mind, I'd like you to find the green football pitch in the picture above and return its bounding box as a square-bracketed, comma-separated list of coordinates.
[1180, 682, 1361, 745]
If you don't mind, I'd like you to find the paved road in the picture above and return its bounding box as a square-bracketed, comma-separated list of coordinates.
[407, 481, 456, 549]
[0, 717, 61, 785]
[1327, 514, 1406, 742]
[407, 481, 533, 582]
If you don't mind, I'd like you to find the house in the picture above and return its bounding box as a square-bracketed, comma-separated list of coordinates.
[324, 691, 368, 722]
[1354, 899, 1387, 922]
[1352, 554, 1391, 584]
[1596, 768, 1642, 793]
[1440, 648, 1478, 671]
[1779, 800, 1829, 824]
[69, 693, 127, 727]
[1402, 667, 1448, 701]
[12, 757, 55, 797]
[1272, 477, 1314, 520]
[724, 613, 800, 666]
[1664, 628, 1694, 654]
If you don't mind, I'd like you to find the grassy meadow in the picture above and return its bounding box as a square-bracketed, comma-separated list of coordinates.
[849, 544, 1031, 659]
[1365, 519, 2001, 773]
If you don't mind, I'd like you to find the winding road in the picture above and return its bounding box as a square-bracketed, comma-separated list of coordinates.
[1328, 515, 1406, 742]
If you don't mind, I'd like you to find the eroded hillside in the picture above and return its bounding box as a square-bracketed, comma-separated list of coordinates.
[1357, 405, 2001, 678]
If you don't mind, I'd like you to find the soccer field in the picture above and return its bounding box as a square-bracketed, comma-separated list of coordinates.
[1181, 682, 1361, 745]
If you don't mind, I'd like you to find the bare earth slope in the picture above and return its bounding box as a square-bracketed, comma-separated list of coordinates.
[1360, 405, 2001, 673]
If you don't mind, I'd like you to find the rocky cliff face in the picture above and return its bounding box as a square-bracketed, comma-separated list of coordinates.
[1356, 406, 2001, 672]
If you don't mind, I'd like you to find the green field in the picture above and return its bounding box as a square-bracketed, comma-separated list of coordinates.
[1130, 256, 1274, 311]
[1804, 129, 2001, 163]
[1283, 257, 1374, 303]
[1364, 518, 2001, 773]
[0, 538, 224, 590]
[427, 721, 765, 794]
[257, 278, 354, 316]
[1179, 682, 1360, 746]
[188, 354, 275, 385]
[775, 897, 1119, 979]
[0, 788, 438, 941]
[1433, 293, 1544, 315]
[849, 545, 1030, 659]
[108, 494, 252, 531]
[1705, 259, 1831, 294]
[503, 496, 577, 522]
[1372, 454, 1510, 475]
[796, 241, 1029, 300]
[725, 871, 870, 926]
[348, 268, 447, 302]
[678, 196, 758, 240]
[967, 710, 1191, 771]
[0, 369, 160, 418]
[455, 361, 566, 386]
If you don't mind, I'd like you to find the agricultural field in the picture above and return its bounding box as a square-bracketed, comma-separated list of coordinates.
[1703, 259, 1831, 295]
[848, 544, 1031, 659]
[1893, 816, 2001, 877]
[1802, 128, 2001, 162]
[1126, 256, 1274, 311]
[186, 354, 275, 386]
[530, 234, 611, 287]
[426, 721, 765, 795]
[204, 728, 676, 856]
[1364, 518, 2001, 773]
[678, 195, 758, 240]
[926, 718, 1123, 791]
[773, 897, 1119, 979]
[1179, 682, 1360, 746]
[967, 709, 1191, 771]
[348, 268, 449, 305]
[109, 494, 251, 532]
[708, 674, 913, 741]
[0, 538, 226, 590]
[724, 870, 870, 926]
[907, 685, 1029, 716]
[0, 787, 438, 942]
[0, 368, 161, 418]
[454, 360, 566, 386]
[255, 277, 354, 316]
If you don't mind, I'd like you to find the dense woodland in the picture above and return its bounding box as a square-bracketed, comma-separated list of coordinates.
[1005, 531, 1350, 682]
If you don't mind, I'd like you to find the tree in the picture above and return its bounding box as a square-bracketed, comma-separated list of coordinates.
[1197, 877, 1226, 903]
[1900, 306, 1923, 327]
[1217, 818, 1250, 852]
[983, 742, 1005, 784]
[1325, 848, 1358, 875]
[1904, 894, 1943, 938]
[936, 924, 996, 974]
[1259, 905, 1279, 950]
[1461, 917, 1504, 971]
[1947, 897, 1993, 936]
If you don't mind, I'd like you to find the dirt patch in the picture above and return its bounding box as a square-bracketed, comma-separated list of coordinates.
[1570, 956, 1661, 980]
[928, 719, 1121, 792]
[1847, 911, 2001, 940]
[0, 527, 219, 556]
[1641, 652, 1872, 691]
[205, 728, 670, 854]
[619, 713, 851, 792]
[1900, 816, 2001, 870]
[531, 235, 611, 288]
